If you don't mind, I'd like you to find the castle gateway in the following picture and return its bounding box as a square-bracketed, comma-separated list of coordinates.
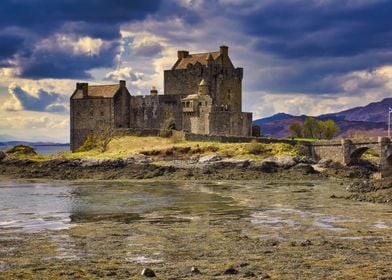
[70, 46, 253, 151]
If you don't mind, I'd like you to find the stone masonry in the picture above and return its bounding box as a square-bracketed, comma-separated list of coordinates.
[70, 46, 253, 151]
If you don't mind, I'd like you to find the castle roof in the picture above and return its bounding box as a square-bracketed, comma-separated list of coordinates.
[182, 94, 199, 101]
[71, 84, 120, 99]
[174, 51, 220, 70]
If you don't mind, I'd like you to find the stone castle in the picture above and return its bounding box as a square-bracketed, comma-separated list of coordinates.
[70, 46, 253, 151]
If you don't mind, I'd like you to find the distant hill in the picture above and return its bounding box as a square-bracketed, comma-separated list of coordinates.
[254, 98, 391, 138]
[320, 98, 392, 123]
[253, 113, 293, 125]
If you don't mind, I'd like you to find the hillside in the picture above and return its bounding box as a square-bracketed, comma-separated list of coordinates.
[255, 98, 390, 138]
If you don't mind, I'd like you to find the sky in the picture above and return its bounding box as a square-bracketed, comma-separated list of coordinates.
[1, 0, 392, 142]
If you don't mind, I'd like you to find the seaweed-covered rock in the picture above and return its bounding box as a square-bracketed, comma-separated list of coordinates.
[6, 145, 37, 156]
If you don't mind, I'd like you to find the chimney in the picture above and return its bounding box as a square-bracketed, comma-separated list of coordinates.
[76, 82, 88, 98]
[220, 45, 228, 57]
[150, 86, 158, 96]
[119, 80, 126, 88]
[177, 50, 189, 60]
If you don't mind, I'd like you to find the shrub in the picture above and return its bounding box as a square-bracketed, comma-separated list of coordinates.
[77, 134, 97, 152]
[159, 129, 172, 138]
[245, 141, 266, 155]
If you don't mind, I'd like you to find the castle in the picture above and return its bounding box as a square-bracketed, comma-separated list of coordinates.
[70, 46, 253, 151]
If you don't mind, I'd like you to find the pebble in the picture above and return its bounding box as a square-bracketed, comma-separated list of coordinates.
[191, 266, 201, 274]
[224, 267, 239, 275]
[141, 268, 156, 278]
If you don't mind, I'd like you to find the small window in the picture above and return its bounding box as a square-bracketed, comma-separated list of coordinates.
[100, 111, 104, 116]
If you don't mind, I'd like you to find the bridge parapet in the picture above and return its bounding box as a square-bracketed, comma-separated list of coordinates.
[308, 137, 392, 177]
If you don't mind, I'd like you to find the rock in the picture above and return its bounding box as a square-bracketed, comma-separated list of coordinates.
[0, 151, 6, 162]
[141, 268, 156, 277]
[312, 164, 326, 173]
[220, 158, 251, 168]
[198, 154, 222, 163]
[244, 271, 256, 277]
[260, 272, 271, 279]
[223, 267, 239, 275]
[190, 266, 201, 274]
[300, 239, 312, 246]
[275, 156, 297, 168]
[346, 180, 374, 193]
[256, 160, 278, 173]
[124, 154, 152, 165]
[292, 163, 317, 174]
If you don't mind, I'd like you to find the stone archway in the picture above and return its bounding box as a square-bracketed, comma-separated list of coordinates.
[349, 147, 370, 165]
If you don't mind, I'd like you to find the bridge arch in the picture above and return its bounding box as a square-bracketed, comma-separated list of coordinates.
[350, 147, 370, 165]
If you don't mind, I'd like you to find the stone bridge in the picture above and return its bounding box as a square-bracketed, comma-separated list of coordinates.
[307, 137, 392, 177]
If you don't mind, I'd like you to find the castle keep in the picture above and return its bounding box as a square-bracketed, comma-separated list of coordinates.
[70, 46, 253, 151]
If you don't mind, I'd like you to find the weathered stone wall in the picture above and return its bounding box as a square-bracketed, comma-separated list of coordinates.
[70, 98, 114, 151]
[208, 111, 252, 136]
[129, 95, 183, 131]
[183, 133, 298, 144]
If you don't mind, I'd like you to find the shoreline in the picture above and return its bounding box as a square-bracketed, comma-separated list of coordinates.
[1, 154, 391, 204]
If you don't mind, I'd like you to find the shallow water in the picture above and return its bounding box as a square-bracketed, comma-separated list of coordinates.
[0, 180, 391, 279]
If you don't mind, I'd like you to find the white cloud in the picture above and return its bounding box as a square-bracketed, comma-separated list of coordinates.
[36, 34, 104, 56]
[105, 67, 144, 82]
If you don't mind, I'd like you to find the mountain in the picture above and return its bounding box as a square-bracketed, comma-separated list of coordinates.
[320, 98, 392, 123]
[253, 113, 293, 125]
[254, 97, 391, 138]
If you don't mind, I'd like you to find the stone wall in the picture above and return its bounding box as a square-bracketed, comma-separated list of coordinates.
[209, 111, 252, 136]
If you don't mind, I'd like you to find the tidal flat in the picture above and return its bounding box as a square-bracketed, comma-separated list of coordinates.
[0, 180, 391, 279]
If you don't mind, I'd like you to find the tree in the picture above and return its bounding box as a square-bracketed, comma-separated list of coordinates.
[289, 122, 303, 138]
[95, 125, 115, 152]
[322, 119, 339, 139]
[303, 117, 318, 138]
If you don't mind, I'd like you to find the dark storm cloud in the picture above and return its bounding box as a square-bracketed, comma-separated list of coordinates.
[215, 0, 392, 94]
[0, 0, 162, 79]
[8, 85, 68, 113]
[21, 41, 120, 79]
[238, 0, 392, 59]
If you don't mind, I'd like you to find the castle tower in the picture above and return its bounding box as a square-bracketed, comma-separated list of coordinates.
[198, 79, 209, 96]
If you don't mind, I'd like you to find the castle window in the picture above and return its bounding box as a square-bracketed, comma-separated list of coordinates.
[100, 111, 104, 116]
[89, 111, 93, 117]
[199, 102, 202, 106]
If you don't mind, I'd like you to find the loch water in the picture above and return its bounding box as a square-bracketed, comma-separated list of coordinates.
[0, 180, 391, 278]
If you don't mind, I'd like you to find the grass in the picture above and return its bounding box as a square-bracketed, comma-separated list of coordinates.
[4, 136, 302, 162]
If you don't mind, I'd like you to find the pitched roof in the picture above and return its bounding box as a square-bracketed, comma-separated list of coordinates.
[174, 51, 220, 70]
[71, 84, 120, 99]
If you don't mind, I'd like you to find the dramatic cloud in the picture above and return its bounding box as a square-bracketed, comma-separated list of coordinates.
[0, 0, 162, 79]
[105, 67, 144, 82]
[2, 84, 68, 113]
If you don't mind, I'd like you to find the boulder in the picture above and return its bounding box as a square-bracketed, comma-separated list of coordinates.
[292, 163, 317, 174]
[275, 156, 297, 168]
[346, 180, 374, 193]
[256, 160, 278, 173]
[198, 154, 222, 164]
